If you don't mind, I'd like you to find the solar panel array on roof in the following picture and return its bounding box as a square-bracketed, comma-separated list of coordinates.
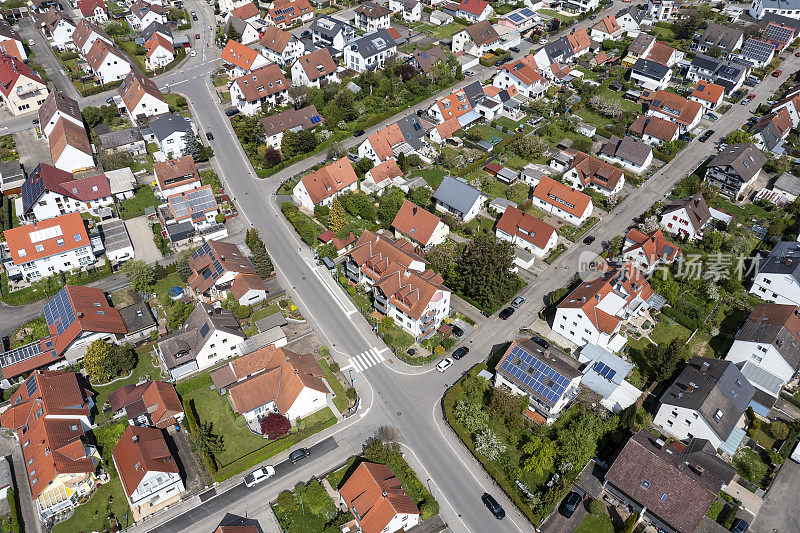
[25, 373, 38, 397]
[765, 23, 793, 44]
[0, 341, 44, 368]
[594, 361, 617, 381]
[741, 39, 774, 63]
[22, 171, 45, 213]
[191, 241, 211, 260]
[501, 345, 569, 405]
[508, 12, 523, 22]
[44, 287, 76, 336]
[170, 187, 217, 219]
[520, 7, 534, 16]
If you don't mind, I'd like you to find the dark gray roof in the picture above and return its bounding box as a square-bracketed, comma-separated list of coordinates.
[462, 80, 485, 107]
[347, 29, 395, 59]
[631, 58, 670, 80]
[432, 176, 484, 215]
[774, 172, 800, 196]
[256, 312, 288, 332]
[141, 21, 172, 42]
[761, 12, 800, 32]
[97, 218, 132, 254]
[165, 220, 194, 242]
[0, 456, 11, 492]
[740, 38, 774, 64]
[395, 114, 426, 150]
[119, 301, 156, 334]
[149, 114, 191, 142]
[698, 22, 743, 52]
[691, 53, 720, 72]
[310, 15, 355, 39]
[758, 241, 800, 281]
[660, 357, 755, 442]
[753, 113, 786, 151]
[735, 311, 800, 371]
[98, 127, 143, 150]
[226, 16, 252, 38]
[628, 32, 655, 55]
[708, 143, 766, 183]
[0, 160, 24, 182]
[615, 5, 645, 24]
[543, 36, 574, 64]
[158, 304, 244, 369]
[601, 136, 652, 166]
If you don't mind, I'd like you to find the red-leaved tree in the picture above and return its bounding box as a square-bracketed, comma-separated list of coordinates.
[260, 412, 291, 439]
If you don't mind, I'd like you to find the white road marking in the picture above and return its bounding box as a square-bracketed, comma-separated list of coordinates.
[349, 356, 363, 372]
[378, 347, 390, 354]
[346, 309, 358, 316]
[373, 348, 385, 362]
[339, 363, 352, 371]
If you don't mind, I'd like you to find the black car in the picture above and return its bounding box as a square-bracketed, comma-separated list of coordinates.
[730, 518, 749, 533]
[225, 108, 239, 117]
[531, 336, 550, 349]
[452, 325, 464, 337]
[106, 96, 115, 104]
[510, 46, 520, 53]
[289, 448, 310, 464]
[699, 129, 714, 143]
[559, 492, 582, 518]
[354, 129, 366, 137]
[481, 310, 491, 318]
[301, 30, 311, 38]
[205, 131, 214, 140]
[499, 307, 514, 320]
[481, 493, 505, 519]
[452, 347, 469, 360]
[589, 13, 596, 19]
[583, 235, 595, 244]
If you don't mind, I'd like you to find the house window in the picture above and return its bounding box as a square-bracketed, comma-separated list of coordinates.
[641, 479, 650, 490]
[660, 493, 668, 502]
[713, 409, 724, 422]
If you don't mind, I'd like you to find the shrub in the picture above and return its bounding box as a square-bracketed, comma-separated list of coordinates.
[434, 345, 445, 356]
[767, 449, 784, 465]
[329, 362, 340, 373]
[346, 387, 357, 399]
[770, 421, 789, 440]
[419, 498, 439, 520]
[620, 514, 638, 533]
[319, 345, 330, 357]
[276, 490, 297, 510]
[588, 499, 605, 516]
[260, 412, 291, 439]
[347, 286, 356, 297]
[751, 418, 762, 431]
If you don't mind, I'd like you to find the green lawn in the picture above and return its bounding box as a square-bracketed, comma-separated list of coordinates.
[380, 321, 415, 355]
[318, 359, 349, 412]
[750, 427, 776, 450]
[410, 167, 447, 189]
[652, 24, 677, 42]
[118, 186, 159, 220]
[91, 346, 162, 424]
[11, 316, 49, 348]
[575, 106, 615, 128]
[152, 273, 186, 314]
[538, 8, 579, 22]
[425, 22, 466, 40]
[470, 124, 508, 142]
[52, 476, 130, 533]
[251, 303, 282, 324]
[575, 513, 615, 533]
[297, 407, 335, 430]
[165, 93, 189, 113]
[627, 319, 691, 352]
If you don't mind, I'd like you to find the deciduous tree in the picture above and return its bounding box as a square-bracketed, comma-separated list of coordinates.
[260, 412, 291, 439]
[328, 196, 347, 234]
[522, 436, 556, 476]
[474, 429, 505, 461]
[122, 260, 154, 294]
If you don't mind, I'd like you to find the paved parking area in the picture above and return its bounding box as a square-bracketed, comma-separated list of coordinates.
[125, 216, 163, 264]
[753, 459, 800, 533]
[13, 128, 50, 171]
[540, 498, 587, 533]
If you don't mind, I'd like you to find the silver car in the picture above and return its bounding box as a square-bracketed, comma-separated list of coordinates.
[243, 465, 275, 487]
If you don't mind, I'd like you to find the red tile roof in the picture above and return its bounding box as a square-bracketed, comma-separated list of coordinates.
[230, 1, 259, 20]
[318, 230, 356, 251]
[258, 25, 293, 54]
[532, 176, 592, 218]
[232, 63, 288, 103]
[220, 39, 264, 70]
[500, 55, 543, 87]
[269, 0, 312, 25]
[46, 284, 127, 354]
[230, 273, 266, 301]
[496, 206, 557, 250]
[391, 200, 443, 246]
[339, 462, 420, 533]
[690, 81, 724, 104]
[367, 158, 403, 184]
[457, 0, 490, 17]
[365, 123, 405, 162]
[646, 41, 676, 65]
[154, 156, 199, 191]
[295, 48, 337, 81]
[119, 70, 166, 111]
[623, 228, 680, 264]
[188, 240, 259, 295]
[145, 32, 173, 58]
[628, 114, 679, 142]
[594, 14, 620, 35]
[77, 0, 106, 17]
[71, 19, 110, 52]
[646, 90, 702, 127]
[434, 117, 461, 141]
[113, 425, 179, 497]
[142, 381, 184, 428]
[48, 116, 92, 165]
[567, 27, 591, 53]
[4, 212, 89, 266]
[0, 54, 42, 97]
[0, 370, 94, 498]
[299, 158, 358, 205]
[435, 89, 472, 121]
[567, 151, 625, 191]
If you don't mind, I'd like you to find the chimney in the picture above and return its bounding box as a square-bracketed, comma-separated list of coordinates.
[701, 361, 710, 373]
[77, 312, 84, 318]
[382, 491, 388, 498]
[132, 434, 139, 443]
[413, 205, 417, 215]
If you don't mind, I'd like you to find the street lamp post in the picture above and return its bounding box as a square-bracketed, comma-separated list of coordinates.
[349, 369, 355, 386]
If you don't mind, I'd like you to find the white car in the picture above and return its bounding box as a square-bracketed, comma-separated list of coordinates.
[28, 38, 35, 46]
[243, 465, 275, 487]
[436, 358, 453, 372]
[539, 38, 547, 45]
[190, 50, 197, 57]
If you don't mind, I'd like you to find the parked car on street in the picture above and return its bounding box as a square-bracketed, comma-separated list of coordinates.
[452, 325, 464, 337]
[512, 296, 526, 308]
[452, 347, 469, 360]
[225, 108, 239, 116]
[499, 308, 514, 320]
[482, 493, 505, 519]
[436, 358, 453, 372]
[244, 465, 275, 487]
[206, 131, 214, 140]
[289, 448, 310, 464]
[772, 69, 782, 77]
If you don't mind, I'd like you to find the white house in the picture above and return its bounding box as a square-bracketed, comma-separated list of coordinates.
[218, 0, 250, 14]
[751, 241, 800, 306]
[35, 10, 76, 50]
[495, 206, 558, 258]
[705, 143, 766, 199]
[339, 462, 421, 533]
[256, 26, 305, 66]
[86, 40, 132, 83]
[654, 357, 754, 453]
[259, 105, 324, 151]
[532, 176, 594, 225]
[354, 2, 392, 32]
[113, 426, 185, 519]
[452, 20, 499, 56]
[119, 71, 170, 125]
[494, 339, 582, 423]
[621, 228, 680, 275]
[554, 263, 654, 353]
[147, 114, 194, 158]
[630, 58, 672, 91]
[492, 56, 547, 99]
[645, 90, 702, 134]
[1, 212, 96, 282]
[291, 48, 339, 89]
[361, 158, 405, 195]
[126, 1, 167, 30]
[72, 19, 112, 55]
[77, 0, 108, 24]
[48, 117, 94, 174]
[388, 0, 421, 22]
[292, 158, 358, 210]
[688, 81, 725, 110]
[156, 304, 246, 380]
[579, 344, 642, 413]
[38, 90, 83, 138]
[391, 200, 450, 248]
[456, 0, 493, 22]
[18, 164, 112, 224]
[220, 39, 270, 77]
[562, 152, 626, 195]
[145, 33, 174, 70]
[344, 29, 396, 73]
[725, 303, 800, 409]
[590, 14, 623, 41]
[310, 15, 358, 51]
[598, 136, 653, 174]
[660, 193, 712, 241]
[230, 64, 288, 116]
[187, 240, 267, 307]
[431, 176, 487, 222]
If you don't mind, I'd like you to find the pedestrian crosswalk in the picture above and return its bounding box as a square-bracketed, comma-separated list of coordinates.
[347, 348, 385, 372]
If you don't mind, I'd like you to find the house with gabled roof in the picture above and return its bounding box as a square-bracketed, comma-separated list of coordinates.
[725, 302, 800, 412]
[77, 0, 108, 24]
[563, 151, 627, 194]
[763, 19, 797, 50]
[494, 338, 583, 423]
[71, 19, 111, 55]
[752, 108, 793, 153]
[219, 0, 250, 15]
[345, 230, 451, 339]
[579, 344, 642, 413]
[38, 90, 82, 138]
[220, 39, 270, 77]
[228, 1, 260, 23]
[590, 14, 623, 41]
[739, 37, 775, 68]
[0, 20, 26, 61]
[361, 158, 405, 195]
[344, 29, 397, 72]
[214, 345, 330, 427]
[310, 15, 358, 52]
[118, 71, 169, 125]
[630, 58, 671, 91]
[292, 158, 358, 210]
[33, 9, 76, 51]
[388, 0, 421, 22]
[153, 155, 200, 198]
[688, 81, 725, 110]
[628, 114, 679, 146]
[147, 113, 194, 158]
[452, 20, 499, 56]
[705, 143, 766, 199]
[0, 370, 99, 520]
[598, 136, 653, 174]
[532, 176, 593, 225]
[533, 28, 591, 70]
[427, 87, 474, 125]
[230, 63, 288, 116]
[226, 16, 260, 46]
[751, 241, 800, 307]
[654, 357, 754, 453]
[18, 163, 111, 223]
[605, 430, 736, 533]
[259, 105, 324, 150]
[687, 54, 749, 94]
[48, 116, 94, 174]
[495, 206, 558, 258]
[391, 200, 449, 248]
[109, 380, 184, 428]
[85, 39, 132, 83]
[492, 54, 547, 98]
[144, 32, 173, 70]
[126, 0, 167, 31]
[1, 212, 97, 283]
[431, 176, 487, 222]
[256, 25, 305, 66]
[696, 22, 743, 56]
[187, 240, 266, 306]
[156, 303, 245, 379]
[621, 228, 680, 274]
[456, 0, 492, 21]
[164, 184, 220, 230]
[660, 193, 712, 241]
[339, 462, 420, 533]
[290, 48, 338, 89]
[268, 0, 313, 29]
[411, 45, 448, 76]
[622, 32, 655, 67]
[113, 425, 184, 519]
[644, 89, 703, 133]
[0, 54, 48, 116]
[354, 1, 391, 31]
[554, 262, 655, 352]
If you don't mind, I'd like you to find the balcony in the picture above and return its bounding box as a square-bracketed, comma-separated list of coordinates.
[16, 86, 44, 97]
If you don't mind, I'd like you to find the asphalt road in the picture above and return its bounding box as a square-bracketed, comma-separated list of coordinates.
[16, 18, 81, 100]
[753, 458, 800, 533]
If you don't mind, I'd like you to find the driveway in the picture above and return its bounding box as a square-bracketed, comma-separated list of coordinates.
[13, 128, 50, 171]
[753, 459, 800, 533]
[0, 432, 42, 533]
[167, 429, 207, 497]
[16, 19, 80, 100]
[540, 497, 587, 533]
[124, 217, 163, 264]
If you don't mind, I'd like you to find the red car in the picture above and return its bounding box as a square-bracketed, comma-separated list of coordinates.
[772, 69, 782, 77]
[195, 33, 200, 39]
[748, 93, 756, 100]
[796, 51, 800, 57]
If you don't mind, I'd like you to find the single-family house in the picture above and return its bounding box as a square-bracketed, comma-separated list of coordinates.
[688, 81, 725, 110]
[187, 240, 267, 306]
[119, 71, 169, 125]
[391, 200, 449, 248]
[615, 6, 646, 35]
[705, 143, 766, 199]
[451, 20, 499, 56]
[752, 109, 793, 153]
[71, 19, 112, 55]
[579, 344, 642, 413]
[361, 158, 405, 195]
[628, 114, 679, 146]
[19, 163, 111, 223]
[344, 29, 397, 72]
[563, 151, 627, 195]
[259, 105, 323, 150]
[630, 58, 671, 91]
[108, 380, 184, 428]
[292, 158, 358, 210]
[598, 136, 653, 174]
[622, 32, 655, 67]
[739, 37, 775, 68]
[751, 241, 800, 306]
[696, 22, 743, 55]
[310, 15, 357, 51]
[268, 0, 313, 29]
[495, 206, 558, 258]
[590, 15, 623, 41]
[291, 48, 338, 89]
[86, 40, 132, 83]
[0, 54, 48, 116]
[0, 20, 26, 61]
[660, 193, 712, 241]
[388, 0, 421, 22]
[148, 114, 194, 158]
[126, 1, 167, 30]
[492, 55, 547, 98]
[687, 54, 749, 94]
[256, 26, 305, 66]
[431, 176, 486, 222]
[456, 0, 493, 21]
[230, 63, 288, 116]
[531, 176, 593, 225]
[763, 19, 798, 50]
[621, 228, 680, 275]
[77, 0, 108, 24]
[644, 90, 702, 133]
[144, 32, 174, 70]
[33, 9, 76, 51]
[220, 39, 270, 77]
[411, 45, 448, 76]
[339, 462, 420, 533]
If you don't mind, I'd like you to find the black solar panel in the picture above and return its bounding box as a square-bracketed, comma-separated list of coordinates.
[25, 373, 38, 397]
[191, 241, 211, 260]
[500, 345, 570, 405]
[170, 188, 217, 220]
[43, 287, 76, 336]
[0, 340, 43, 368]
[21, 165, 46, 214]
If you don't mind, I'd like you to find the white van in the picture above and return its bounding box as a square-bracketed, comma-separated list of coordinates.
[791, 441, 800, 463]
